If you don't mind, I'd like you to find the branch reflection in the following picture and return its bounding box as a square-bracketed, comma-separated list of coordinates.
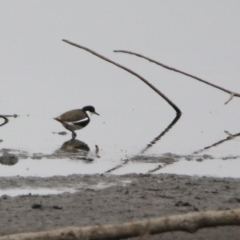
[104, 114, 181, 174]
[140, 113, 181, 154]
[193, 131, 240, 154]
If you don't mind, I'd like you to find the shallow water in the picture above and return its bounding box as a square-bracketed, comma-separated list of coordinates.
[158, 158, 240, 178]
[0, 188, 76, 197]
[0, 1, 240, 183]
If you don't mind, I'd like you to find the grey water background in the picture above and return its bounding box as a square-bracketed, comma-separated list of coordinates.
[0, 1, 240, 178]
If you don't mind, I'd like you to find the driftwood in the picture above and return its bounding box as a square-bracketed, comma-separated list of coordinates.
[1, 208, 240, 240]
[114, 50, 239, 104]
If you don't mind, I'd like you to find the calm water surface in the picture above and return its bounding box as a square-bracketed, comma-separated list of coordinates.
[0, 1, 240, 179]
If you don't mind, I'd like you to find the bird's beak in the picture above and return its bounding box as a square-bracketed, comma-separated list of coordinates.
[94, 112, 100, 116]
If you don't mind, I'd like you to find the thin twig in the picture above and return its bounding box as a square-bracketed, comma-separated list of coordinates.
[114, 50, 240, 104]
[1, 208, 240, 240]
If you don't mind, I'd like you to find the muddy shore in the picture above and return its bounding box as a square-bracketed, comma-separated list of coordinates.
[0, 173, 240, 239]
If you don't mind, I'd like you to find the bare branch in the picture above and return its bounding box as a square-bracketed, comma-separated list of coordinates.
[62, 40, 181, 116]
[1, 208, 240, 240]
[114, 50, 240, 104]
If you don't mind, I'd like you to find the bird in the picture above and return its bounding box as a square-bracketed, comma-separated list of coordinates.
[54, 105, 99, 139]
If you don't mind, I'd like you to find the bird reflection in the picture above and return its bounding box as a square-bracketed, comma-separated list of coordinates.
[60, 139, 90, 152]
[54, 138, 93, 161]
[0, 153, 18, 166]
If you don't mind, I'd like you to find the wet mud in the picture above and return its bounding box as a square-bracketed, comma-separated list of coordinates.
[1, 173, 240, 239]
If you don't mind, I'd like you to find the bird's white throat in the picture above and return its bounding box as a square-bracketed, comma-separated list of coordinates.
[85, 111, 92, 119]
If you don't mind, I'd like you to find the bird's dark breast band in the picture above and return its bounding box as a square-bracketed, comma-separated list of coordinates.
[74, 118, 90, 127]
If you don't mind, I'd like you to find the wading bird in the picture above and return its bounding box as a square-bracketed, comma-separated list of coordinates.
[54, 106, 99, 139]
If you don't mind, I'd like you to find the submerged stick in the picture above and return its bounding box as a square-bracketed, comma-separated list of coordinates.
[62, 39, 181, 116]
[1, 208, 240, 240]
[114, 50, 240, 104]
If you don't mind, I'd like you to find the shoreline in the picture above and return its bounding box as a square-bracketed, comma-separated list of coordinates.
[0, 173, 240, 239]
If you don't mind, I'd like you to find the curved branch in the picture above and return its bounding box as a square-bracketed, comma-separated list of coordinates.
[114, 50, 240, 104]
[0, 115, 8, 127]
[1, 208, 240, 240]
[62, 39, 181, 116]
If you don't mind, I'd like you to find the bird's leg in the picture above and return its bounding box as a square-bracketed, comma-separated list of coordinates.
[72, 131, 77, 139]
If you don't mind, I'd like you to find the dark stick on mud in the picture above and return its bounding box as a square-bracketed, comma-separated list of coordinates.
[0, 115, 9, 127]
[114, 50, 240, 104]
[62, 39, 181, 116]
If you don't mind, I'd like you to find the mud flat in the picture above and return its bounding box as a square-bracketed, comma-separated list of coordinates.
[0, 173, 240, 239]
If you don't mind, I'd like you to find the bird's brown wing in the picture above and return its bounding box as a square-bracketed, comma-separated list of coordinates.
[55, 109, 88, 122]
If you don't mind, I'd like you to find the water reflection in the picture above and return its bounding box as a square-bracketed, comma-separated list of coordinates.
[104, 114, 181, 173]
[193, 131, 240, 155]
[0, 153, 18, 166]
[0, 115, 9, 127]
[59, 139, 90, 152]
[54, 138, 92, 161]
[0, 139, 97, 166]
[0, 114, 18, 128]
[140, 114, 181, 154]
